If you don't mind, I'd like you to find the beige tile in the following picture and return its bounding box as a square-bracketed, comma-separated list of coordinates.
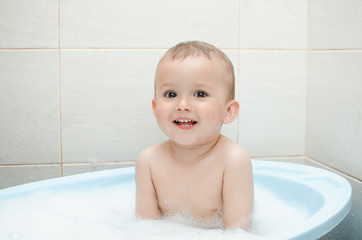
[221, 50, 239, 143]
[61, 50, 166, 163]
[0, 51, 61, 164]
[309, 0, 362, 49]
[239, 51, 306, 157]
[307, 52, 362, 180]
[0, 165, 61, 189]
[240, 0, 307, 49]
[0, 0, 58, 48]
[60, 0, 239, 48]
[62, 162, 135, 176]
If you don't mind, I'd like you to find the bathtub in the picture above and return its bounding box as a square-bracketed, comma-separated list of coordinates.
[0, 160, 351, 240]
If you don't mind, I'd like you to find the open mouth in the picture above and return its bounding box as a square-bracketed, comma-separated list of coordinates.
[173, 119, 197, 128]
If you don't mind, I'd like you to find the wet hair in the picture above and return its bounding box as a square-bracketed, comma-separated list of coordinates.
[156, 41, 235, 100]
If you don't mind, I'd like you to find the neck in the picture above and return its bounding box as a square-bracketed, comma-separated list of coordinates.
[167, 135, 222, 165]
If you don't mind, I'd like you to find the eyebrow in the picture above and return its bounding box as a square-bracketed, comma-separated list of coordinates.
[193, 82, 213, 88]
[159, 80, 215, 89]
[157, 82, 174, 90]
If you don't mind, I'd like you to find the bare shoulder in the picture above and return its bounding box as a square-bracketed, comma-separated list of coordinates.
[136, 141, 167, 167]
[136, 145, 155, 163]
[219, 136, 250, 168]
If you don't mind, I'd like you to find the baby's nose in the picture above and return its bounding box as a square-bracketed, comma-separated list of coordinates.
[177, 97, 191, 111]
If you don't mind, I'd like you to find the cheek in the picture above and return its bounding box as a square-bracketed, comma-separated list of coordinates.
[208, 113, 215, 119]
[154, 102, 171, 120]
[204, 104, 226, 120]
[154, 107, 164, 121]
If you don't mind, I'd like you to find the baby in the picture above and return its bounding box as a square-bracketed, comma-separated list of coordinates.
[135, 41, 253, 230]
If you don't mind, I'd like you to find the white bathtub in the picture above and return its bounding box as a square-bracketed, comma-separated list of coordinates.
[0, 160, 351, 240]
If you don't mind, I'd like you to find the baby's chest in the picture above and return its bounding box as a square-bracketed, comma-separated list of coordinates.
[152, 170, 224, 217]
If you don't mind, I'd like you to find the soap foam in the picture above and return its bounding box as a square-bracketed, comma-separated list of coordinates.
[0, 181, 308, 240]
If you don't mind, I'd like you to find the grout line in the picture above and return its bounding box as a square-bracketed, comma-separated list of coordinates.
[58, 48, 241, 51]
[63, 161, 136, 165]
[59, 48, 171, 51]
[0, 161, 136, 167]
[305, 52, 309, 156]
[305, 0, 310, 159]
[0, 163, 62, 167]
[234, 48, 362, 51]
[236, 0, 241, 144]
[58, 0, 64, 177]
[305, 156, 362, 182]
[0, 48, 59, 51]
[1, 48, 362, 52]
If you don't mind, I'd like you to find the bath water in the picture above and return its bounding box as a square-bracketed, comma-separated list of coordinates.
[0, 181, 309, 240]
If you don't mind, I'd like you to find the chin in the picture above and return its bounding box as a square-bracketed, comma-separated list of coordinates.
[170, 136, 219, 148]
[170, 139, 198, 148]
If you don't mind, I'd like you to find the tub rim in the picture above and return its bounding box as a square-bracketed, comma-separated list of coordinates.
[0, 160, 352, 240]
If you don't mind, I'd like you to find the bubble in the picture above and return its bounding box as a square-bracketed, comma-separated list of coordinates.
[0, 182, 309, 240]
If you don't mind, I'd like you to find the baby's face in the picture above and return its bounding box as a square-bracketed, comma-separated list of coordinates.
[153, 56, 232, 147]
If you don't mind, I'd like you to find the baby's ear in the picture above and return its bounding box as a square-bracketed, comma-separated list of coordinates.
[152, 98, 157, 117]
[223, 100, 239, 124]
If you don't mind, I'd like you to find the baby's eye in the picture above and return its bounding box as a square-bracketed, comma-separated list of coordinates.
[195, 91, 207, 98]
[165, 91, 177, 98]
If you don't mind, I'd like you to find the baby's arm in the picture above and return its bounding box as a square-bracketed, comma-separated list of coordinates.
[222, 148, 253, 230]
[135, 150, 160, 219]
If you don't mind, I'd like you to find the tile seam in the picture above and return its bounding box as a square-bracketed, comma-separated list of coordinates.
[58, 0, 64, 177]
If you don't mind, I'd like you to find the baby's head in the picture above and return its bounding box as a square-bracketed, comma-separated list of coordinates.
[152, 41, 239, 145]
[155, 41, 235, 100]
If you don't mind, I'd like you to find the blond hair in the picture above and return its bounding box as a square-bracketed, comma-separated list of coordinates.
[156, 41, 235, 100]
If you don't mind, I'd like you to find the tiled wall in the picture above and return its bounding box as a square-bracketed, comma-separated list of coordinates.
[0, 0, 361, 189]
[306, 0, 362, 180]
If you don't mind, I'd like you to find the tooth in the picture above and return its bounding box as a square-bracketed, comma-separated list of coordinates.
[175, 119, 195, 123]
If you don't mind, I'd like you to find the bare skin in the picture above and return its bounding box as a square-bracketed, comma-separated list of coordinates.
[135, 56, 253, 229]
